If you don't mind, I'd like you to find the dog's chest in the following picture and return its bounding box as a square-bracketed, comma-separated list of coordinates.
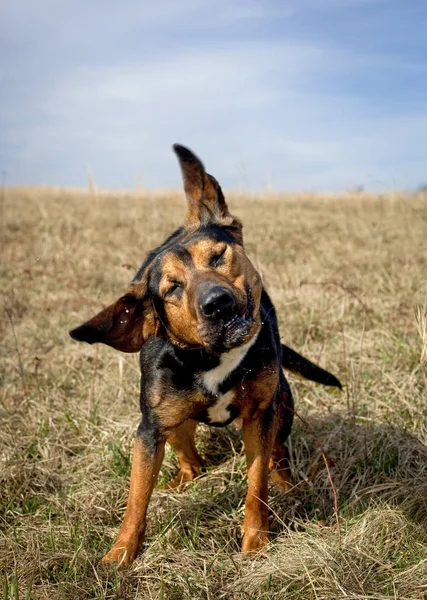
[199, 336, 257, 425]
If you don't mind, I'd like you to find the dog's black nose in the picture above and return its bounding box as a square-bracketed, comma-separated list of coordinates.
[199, 286, 235, 318]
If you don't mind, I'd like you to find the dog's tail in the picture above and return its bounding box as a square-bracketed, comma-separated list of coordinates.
[281, 344, 342, 389]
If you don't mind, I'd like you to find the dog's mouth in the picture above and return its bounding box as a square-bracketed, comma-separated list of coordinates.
[222, 312, 256, 347]
[199, 291, 259, 352]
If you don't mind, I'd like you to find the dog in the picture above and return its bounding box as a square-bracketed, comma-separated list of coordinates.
[70, 144, 341, 567]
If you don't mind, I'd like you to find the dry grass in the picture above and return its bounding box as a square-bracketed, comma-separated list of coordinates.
[1, 186, 427, 599]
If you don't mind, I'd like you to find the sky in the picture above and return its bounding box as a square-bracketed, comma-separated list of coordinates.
[1, 0, 427, 191]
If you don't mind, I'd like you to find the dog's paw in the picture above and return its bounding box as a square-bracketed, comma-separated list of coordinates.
[162, 467, 200, 490]
[100, 541, 140, 569]
[269, 467, 292, 492]
[241, 528, 270, 554]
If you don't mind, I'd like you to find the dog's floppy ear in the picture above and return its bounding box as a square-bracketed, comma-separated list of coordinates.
[173, 144, 242, 237]
[69, 283, 156, 353]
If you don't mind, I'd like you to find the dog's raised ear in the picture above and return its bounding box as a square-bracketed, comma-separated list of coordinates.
[173, 144, 242, 237]
[69, 282, 156, 353]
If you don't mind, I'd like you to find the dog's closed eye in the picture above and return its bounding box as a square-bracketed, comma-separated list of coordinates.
[209, 247, 227, 268]
[164, 281, 183, 298]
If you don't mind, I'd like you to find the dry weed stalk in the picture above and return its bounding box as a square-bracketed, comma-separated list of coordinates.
[414, 303, 427, 364]
[290, 406, 341, 545]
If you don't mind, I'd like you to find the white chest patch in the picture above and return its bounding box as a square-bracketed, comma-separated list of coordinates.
[207, 390, 235, 424]
[201, 333, 258, 424]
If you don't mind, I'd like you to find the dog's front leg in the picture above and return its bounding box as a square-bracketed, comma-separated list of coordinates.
[101, 430, 165, 568]
[241, 412, 274, 553]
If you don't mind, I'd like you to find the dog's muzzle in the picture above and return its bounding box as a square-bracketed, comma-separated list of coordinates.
[197, 284, 256, 351]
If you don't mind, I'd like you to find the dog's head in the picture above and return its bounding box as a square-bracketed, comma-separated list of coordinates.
[70, 145, 263, 354]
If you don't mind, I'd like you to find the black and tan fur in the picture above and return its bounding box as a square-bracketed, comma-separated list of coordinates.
[70, 144, 341, 567]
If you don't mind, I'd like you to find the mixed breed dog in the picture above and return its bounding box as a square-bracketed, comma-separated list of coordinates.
[70, 144, 341, 567]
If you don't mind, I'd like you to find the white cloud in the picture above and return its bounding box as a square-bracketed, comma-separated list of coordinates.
[8, 41, 327, 178]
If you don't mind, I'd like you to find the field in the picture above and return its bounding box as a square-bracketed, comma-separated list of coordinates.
[1, 186, 427, 599]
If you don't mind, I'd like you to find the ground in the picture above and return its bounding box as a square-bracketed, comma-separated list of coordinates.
[1, 186, 427, 599]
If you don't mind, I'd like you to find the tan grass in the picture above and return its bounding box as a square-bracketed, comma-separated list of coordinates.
[1, 186, 427, 599]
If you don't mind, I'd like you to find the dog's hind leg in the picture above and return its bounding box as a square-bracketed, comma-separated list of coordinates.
[269, 382, 294, 492]
[269, 441, 292, 491]
[164, 419, 203, 489]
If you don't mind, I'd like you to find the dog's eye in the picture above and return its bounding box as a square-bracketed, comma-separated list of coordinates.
[164, 281, 183, 298]
[209, 247, 226, 268]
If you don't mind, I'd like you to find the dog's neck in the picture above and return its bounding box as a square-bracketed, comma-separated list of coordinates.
[200, 332, 259, 395]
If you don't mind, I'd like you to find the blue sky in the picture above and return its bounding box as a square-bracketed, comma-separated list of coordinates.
[1, 0, 426, 190]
